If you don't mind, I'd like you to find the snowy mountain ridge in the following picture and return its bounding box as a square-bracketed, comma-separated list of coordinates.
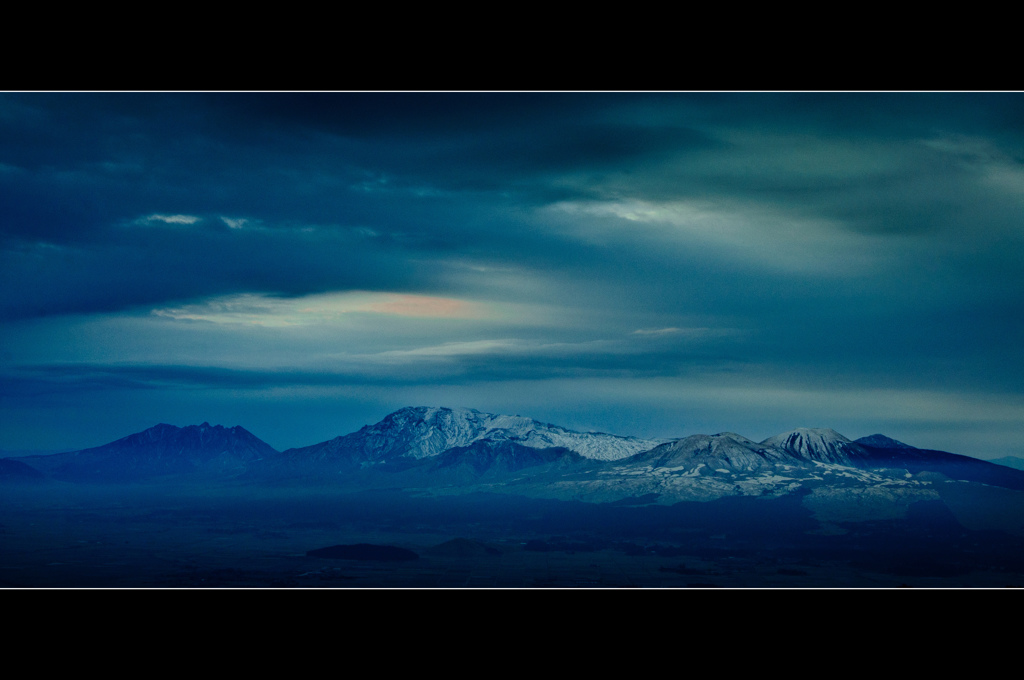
[286, 406, 666, 463]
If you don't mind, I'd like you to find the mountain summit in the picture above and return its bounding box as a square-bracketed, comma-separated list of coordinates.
[19, 422, 279, 481]
[760, 428, 866, 465]
[631, 432, 789, 471]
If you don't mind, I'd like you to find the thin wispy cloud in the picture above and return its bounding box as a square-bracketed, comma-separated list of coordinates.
[220, 217, 249, 229]
[547, 198, 882, 274]
[151, 291, 488, 326]
[138, 214, 201, 225]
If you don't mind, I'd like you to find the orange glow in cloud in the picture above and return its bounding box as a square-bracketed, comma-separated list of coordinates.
[362, 295, 478, 318]
[153, 291, 484, 326]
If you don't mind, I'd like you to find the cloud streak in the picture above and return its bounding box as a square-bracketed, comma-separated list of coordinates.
[139, 214, 201, 225]
[151, 291, 487, 326]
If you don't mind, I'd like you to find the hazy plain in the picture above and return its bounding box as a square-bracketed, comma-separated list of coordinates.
[4, 478, 1024, 588]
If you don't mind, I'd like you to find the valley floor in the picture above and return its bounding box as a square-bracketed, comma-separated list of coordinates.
[3, 482, 1024, 588]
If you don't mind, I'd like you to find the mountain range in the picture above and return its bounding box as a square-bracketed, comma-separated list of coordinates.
[9, 406, 1024, 504]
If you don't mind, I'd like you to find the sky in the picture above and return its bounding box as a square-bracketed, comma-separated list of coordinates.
[3, 92, 1024, 458]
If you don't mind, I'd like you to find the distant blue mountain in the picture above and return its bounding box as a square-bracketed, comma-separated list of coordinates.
[16, 423, 279, 482]
[989, 456, 1024, 472]
[852, 435, 1024, 491]
[0, 457, 47, 482]
[854, 434, 916, 450]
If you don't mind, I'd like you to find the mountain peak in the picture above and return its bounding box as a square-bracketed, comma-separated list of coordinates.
[855, 434, 916, 450]
[20, 421, 279, 482]
[636, 431, 786, 471]
[760, 427, 858, 464]
[769, 427, 850, 441]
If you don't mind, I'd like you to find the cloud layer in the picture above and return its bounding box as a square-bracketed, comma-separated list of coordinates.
[3, 93, 1024, 457]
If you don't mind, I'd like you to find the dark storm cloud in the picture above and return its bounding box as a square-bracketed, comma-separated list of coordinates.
[0, 221, 444, 320]
[0, 93, 720, 245]
[1, 92, 1018, 294]
[1, 93, 716, 320]
[2, 91, 1020, 347]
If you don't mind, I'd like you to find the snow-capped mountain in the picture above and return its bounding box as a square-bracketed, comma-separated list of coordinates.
[621, 428, 873, 474]
[282, 406, 664, 465]
[629, 432, 790, 472]
[576, 425, 1024, 505]
[760, 428, 867, 465]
